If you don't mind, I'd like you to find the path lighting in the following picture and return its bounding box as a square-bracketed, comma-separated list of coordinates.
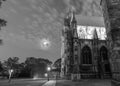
[8, 69, 14, 83]
[47, 67, 51, 81]
[45, 73, 48, 77]
[47, 67, 51, 71]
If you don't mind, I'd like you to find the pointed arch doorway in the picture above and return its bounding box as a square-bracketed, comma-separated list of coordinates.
[98, 46, 112, 78]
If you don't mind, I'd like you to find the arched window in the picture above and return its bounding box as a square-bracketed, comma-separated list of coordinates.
[81, 46, 92, 64]
[99, 46, 111, 74]
[100, 46, 108, 60]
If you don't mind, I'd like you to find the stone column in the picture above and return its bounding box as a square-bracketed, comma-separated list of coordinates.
[111, 29, 120, 85]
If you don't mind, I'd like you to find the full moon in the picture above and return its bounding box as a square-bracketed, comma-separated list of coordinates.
[40, 38, 51, 50]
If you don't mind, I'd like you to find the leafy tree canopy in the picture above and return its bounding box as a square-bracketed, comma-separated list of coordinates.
[0, 0, 7, 28]
[53, 58, 61, 68]
[0, 0, 6, 7]
[3, 57, 19, 70]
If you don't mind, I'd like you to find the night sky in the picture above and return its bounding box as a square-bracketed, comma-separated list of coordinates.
[0, 0, 103, 62]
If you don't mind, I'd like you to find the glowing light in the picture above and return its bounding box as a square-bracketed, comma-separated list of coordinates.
[40, 38, 51, 50]
[33, 77, 38, 80]
[33, 74, 39, 80]
[45, 73, 48, 77]
[47, 67, 51, 71]
[8, 69, 14, 74]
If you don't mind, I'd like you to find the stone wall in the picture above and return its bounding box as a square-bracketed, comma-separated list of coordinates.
[101, 0, 120, 85]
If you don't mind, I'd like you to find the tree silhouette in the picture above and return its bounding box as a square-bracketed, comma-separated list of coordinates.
[2, 57, 20, 78]
[0, 0, 7, 27]
[0, 0, 6, 7]
[0, 0, 7, 45]
[0, 18, 7, 27]
[53, 58, 61, 72]
[0, 61, 3, 72]
[19, 57, 52, 78]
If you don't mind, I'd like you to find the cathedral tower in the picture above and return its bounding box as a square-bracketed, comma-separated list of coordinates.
[61, 9, 74, 78]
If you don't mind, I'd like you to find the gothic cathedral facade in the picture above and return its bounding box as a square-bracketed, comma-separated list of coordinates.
[61, 10, 112, 79]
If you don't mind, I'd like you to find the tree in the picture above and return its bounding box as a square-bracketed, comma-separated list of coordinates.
[0, 61, 3, 72]
[0, 0, 7, 27]
[3, 57, 20, 78]
[53, 58, 61, 70]
[53, 58, 61, 78]
[21, 57, 52, 78]
[0, 0, 6, 7]
[37, 58, 52, 65]
[53, 58, 61, 73]
[0, 0, 7, 45]
[0, 18, 7, 27]
[3, 57, 19, 69]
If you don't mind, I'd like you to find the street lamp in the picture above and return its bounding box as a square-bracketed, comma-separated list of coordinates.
[45, 73, 48, 77]
[47, 67, 51, 71]
[47, 67, 51, 81]
[8, 69, 14, 83]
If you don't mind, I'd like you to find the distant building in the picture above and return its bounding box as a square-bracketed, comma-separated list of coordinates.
[61, 10, 112, 79]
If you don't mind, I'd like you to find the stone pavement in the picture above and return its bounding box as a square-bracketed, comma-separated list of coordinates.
[55, 79, 111, 86]
[42, 80, 56, 86]
[42, 79, 111, 86]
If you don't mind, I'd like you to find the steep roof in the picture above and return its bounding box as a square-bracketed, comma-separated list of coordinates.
[76, 15, 105, 27]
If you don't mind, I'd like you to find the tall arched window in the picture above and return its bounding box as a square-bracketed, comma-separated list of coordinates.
[81, 46, 92, 64]
[100, 46, 108, 60]
[100, 46, 111, 73]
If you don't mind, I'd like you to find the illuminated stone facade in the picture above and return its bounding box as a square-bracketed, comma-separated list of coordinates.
[101, 0, 120, 82]
[61, 10, 112, 79]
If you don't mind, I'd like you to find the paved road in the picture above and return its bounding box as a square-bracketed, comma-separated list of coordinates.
[56, 79, 111, 86]
[0, 79, 47, 86]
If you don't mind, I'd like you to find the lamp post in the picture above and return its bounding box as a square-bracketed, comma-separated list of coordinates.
[47, 67, 51, 81]
[8, 69, 13, 83]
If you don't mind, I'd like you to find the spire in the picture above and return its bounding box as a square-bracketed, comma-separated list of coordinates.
[74, 29, 78, 38]
[64, 8, 71, 26]
[64, 6, 77, 27]
[93, 29, 98, 39]
[73, 12, 77, 38]
[70, 11, 76, 23]
[70, 7, 76, 24]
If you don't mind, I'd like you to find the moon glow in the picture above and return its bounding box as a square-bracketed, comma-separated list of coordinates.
[40, 38, 51, 50]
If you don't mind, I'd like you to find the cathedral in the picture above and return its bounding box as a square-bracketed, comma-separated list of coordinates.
[61, 10, 112, 79]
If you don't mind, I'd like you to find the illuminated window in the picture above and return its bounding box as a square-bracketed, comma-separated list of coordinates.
[77, 25, 107, 40]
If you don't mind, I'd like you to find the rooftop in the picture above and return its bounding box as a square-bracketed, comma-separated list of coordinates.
[76, 15, 105, 27]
